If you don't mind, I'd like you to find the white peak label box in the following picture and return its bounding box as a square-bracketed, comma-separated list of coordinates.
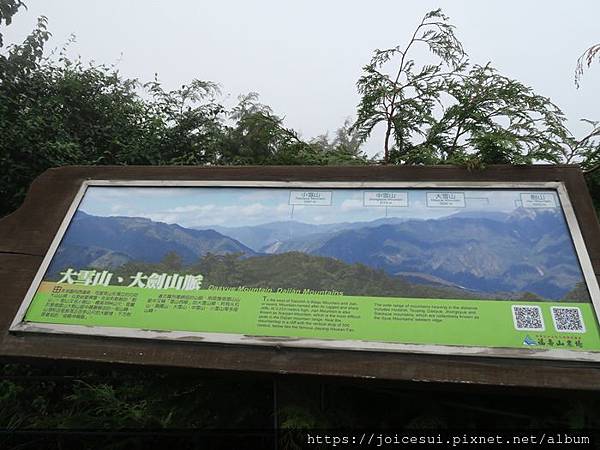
[363, 191, 408, 207]
[289, 191, 332, 206]
[521, 192, 557, 209]
[426, 192, 466, 208]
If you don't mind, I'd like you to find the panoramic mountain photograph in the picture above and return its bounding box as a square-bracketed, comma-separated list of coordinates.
[44, 186, 591, 303]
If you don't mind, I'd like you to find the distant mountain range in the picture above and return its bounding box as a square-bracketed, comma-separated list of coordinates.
[206, 217, 411, 253]
[47, 211, 254, 276]
[204, 211, 517, 253]
[48, 208, 587, 301]
[204, 208, 584, 299]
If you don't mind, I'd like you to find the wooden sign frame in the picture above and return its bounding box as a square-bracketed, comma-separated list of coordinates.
[1, 165, 599, 390]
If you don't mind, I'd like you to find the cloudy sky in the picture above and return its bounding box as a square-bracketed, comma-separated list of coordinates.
[77, 186, 560, 228]
[3, 1, 600, 157]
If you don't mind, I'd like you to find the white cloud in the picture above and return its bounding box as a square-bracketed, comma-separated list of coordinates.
[239, 190, 283, 202]
[110, 204, 127, 213]
[166, 204, 216, 213]
[122, 201, 293, 228]
[78, 187, 555, 229]
[239, 203, 267, 216]
[340, 199, 363, 211]
[276, 203, 291, 213]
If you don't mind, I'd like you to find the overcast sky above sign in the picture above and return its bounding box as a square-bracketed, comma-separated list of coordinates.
[5, 1, 599, 157]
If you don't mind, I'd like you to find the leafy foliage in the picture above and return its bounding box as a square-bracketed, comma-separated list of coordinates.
[353, 10, 572, 166]
[0, 363, 273, 430]
[1, 6, 598, 214]
[575, 43, 600, 88]
[426, 64, 567, 165]
[0, 0, 24, 47]
[353, 9, 466, 163]
[0, 20, 368, 216]
[352, 8, 600, 212]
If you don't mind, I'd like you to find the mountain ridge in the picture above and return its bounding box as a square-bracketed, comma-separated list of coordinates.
[47, 211, 255, 276]
[47, 209, 587, 301]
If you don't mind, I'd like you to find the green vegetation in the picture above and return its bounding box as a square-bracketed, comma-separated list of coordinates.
[1, 6, 599, 217]
[107, 251, 587, 302]
[194, 252, 478, 299]
[353, 10, 565, 166]
[1, 1, 600, 446]
[563, 282, 592, 302]
[0, 5, 367, 217]
[111, 251, 482, 300]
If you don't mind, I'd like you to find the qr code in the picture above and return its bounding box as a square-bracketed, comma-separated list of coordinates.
[512, 305, 545, 331]
[551, 307, 586, 333]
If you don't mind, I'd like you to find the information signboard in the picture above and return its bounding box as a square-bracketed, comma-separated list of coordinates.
[10, 179, 600, 362]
